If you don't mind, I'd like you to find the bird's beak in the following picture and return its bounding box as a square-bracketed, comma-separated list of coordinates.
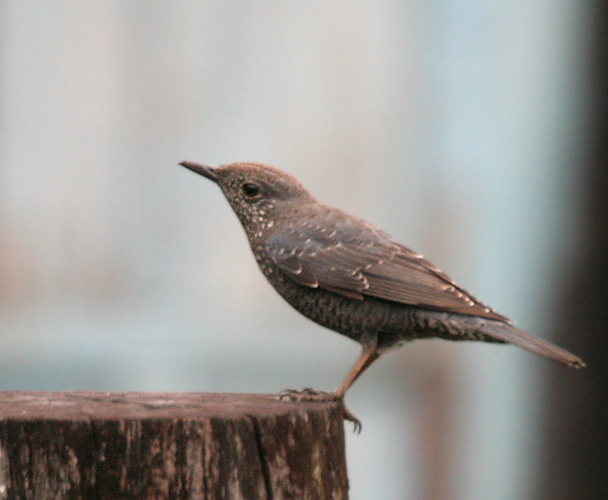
[179, 161, 218, 182]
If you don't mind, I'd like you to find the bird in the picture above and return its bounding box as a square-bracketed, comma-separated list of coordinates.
[179, 160, 585, 430]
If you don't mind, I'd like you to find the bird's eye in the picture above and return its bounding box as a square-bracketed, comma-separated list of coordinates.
[242, 182, 261, 198]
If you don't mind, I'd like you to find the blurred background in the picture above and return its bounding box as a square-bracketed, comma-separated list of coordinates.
[1, 2, 605, 499]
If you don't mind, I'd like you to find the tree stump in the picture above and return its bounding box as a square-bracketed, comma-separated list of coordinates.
[0, 391, 348, 500]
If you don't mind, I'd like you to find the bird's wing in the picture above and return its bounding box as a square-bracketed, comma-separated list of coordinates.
[266, 211, 508, 321]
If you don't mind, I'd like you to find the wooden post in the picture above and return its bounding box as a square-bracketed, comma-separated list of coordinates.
[0, 392, 348, 500]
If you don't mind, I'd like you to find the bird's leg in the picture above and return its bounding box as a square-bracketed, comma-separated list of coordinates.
[278, 339, 380, 433]
[334, 339, 380, 399]
[333, 340, 380, 432]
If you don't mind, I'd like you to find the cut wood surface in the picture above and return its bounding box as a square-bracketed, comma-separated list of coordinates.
[0, 391, 348, 500]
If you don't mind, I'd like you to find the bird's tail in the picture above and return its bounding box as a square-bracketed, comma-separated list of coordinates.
[478, 320, 585, 369]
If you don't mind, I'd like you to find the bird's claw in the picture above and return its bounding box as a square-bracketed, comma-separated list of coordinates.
[278, 387, 339, 402]
[341, 405, 362, 434]
[277, 387, 362, 433]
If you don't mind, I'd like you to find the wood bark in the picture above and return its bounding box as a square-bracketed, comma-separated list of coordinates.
[0, 392, 348, 500]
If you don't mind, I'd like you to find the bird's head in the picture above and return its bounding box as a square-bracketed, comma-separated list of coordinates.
[180, 161, 314, 240]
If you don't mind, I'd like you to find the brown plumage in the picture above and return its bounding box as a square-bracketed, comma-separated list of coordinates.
[180, 160, 585, 428]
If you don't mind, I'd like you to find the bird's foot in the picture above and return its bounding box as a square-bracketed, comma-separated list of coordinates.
[339, 404, 362, 434]
[277, 388, 362, 433]
[278, 387, 339, 402]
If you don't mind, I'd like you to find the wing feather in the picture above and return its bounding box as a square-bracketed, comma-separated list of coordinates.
[266, 210, 508, 321]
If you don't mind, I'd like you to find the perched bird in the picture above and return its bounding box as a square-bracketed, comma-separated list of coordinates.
[180, 161, 585, 428]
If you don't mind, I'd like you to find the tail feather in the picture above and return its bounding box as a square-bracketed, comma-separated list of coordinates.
[480, 321, 585, 369]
